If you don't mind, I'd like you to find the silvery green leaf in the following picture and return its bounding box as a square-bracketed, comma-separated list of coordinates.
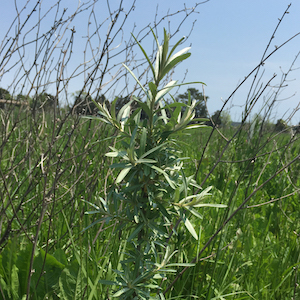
[154, 45, 163, 80]
[165, 263, 195, 267]
[183, 216, 198, 240]
[193, 203, 227, 208]
[185, 207, 203, 219]
[156, 268, 177, 273]
[105, 151, 119, 157]
[120, 102, 132, 131]
[116, 167, 132, 183]
[84, 210, 101, 215]
[139, 143, 166, 159]
[147, 164, 175, 189]
[160, 53, 191, 79]
[166, 47, 191, 65]
[105, 150, 128, 159]
[112, 288, 130, 297]
[81, 199, 100, 210]
[186, 124, 208, 130]
[135, 158, 157, 164]
[155, 80, 177, 103]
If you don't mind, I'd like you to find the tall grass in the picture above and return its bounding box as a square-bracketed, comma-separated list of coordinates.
[0, 104, 299, 299]
[164, 126, 300, 299]
[0, 106, 117, 299]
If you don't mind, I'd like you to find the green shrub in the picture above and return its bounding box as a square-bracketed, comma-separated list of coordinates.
[83, 29, 226, 299]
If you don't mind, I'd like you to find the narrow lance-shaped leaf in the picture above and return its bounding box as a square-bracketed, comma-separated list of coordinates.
[117, 100, 132, 131]
[139, 143, 166, 159]
[98, 280, 119, 286]
[188, 185, 213, 206]
[193, 203, 227, 208]
[135, 158, 157, 164]
[130, 126, 138, 149]
[165, 263, 195, 267]
[154, 46, 161, 83]
[126, 147, 136, 164]
[116, 166, 132, 183]
[122, 63, 149, 98]
[160, 53, 191, 80]
[186, 124, 208, 130]
[155, 80, 177, 103]
[105, 149, 128, 159]
[82, 115, 112, 126]
[185, 207, 203, 219]
[161, 28, 170, 68]
[139, 127, 147, 155]
[166, 35, 186, 61]
[159, 100, 168, 124]
[148, 81, 157, 101]
[146, 164, 176, 189]
[183, 216, 198, 240]
[112, 288, 130, 298]
[132, 34, 156, 79]
[166, 46, 191, 65]
[110, 97, 118, 120]
[110, 162, 132, 169]
[89, 99, 116, 127]
[128, 224, 144, 241]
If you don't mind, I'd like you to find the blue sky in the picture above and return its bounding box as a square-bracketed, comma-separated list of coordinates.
[1, 0, 299, 124]
[184, 1, 300, 124]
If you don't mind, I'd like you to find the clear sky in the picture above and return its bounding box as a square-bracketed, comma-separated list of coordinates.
[1, 0, 299, 124]
[184, 0, 300, 124]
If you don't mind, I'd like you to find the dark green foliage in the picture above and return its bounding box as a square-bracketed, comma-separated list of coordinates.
[0, 88, 11, 100]
[206, 110, 222, 127]
[274, 118, 288, 132]
[0, 88, 12, 109]
[73, 92, 105, 115]
[55, 260, 82, 300]
[0, 241, 64, 299]
[176, 87, 208, 118]
[31, 92, 58, 111]
[294, 122, 300, 134]
[31, 249, 65, 299]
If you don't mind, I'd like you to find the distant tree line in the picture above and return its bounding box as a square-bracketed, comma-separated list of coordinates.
[0, 87, 57, 111]
[1, 86, 299, 133]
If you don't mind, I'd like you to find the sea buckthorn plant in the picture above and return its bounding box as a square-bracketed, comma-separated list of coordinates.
[84, 29, 226, 299]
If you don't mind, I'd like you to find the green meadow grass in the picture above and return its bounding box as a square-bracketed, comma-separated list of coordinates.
[169, 127, 300, 299]
[0, 109, 299, 299]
